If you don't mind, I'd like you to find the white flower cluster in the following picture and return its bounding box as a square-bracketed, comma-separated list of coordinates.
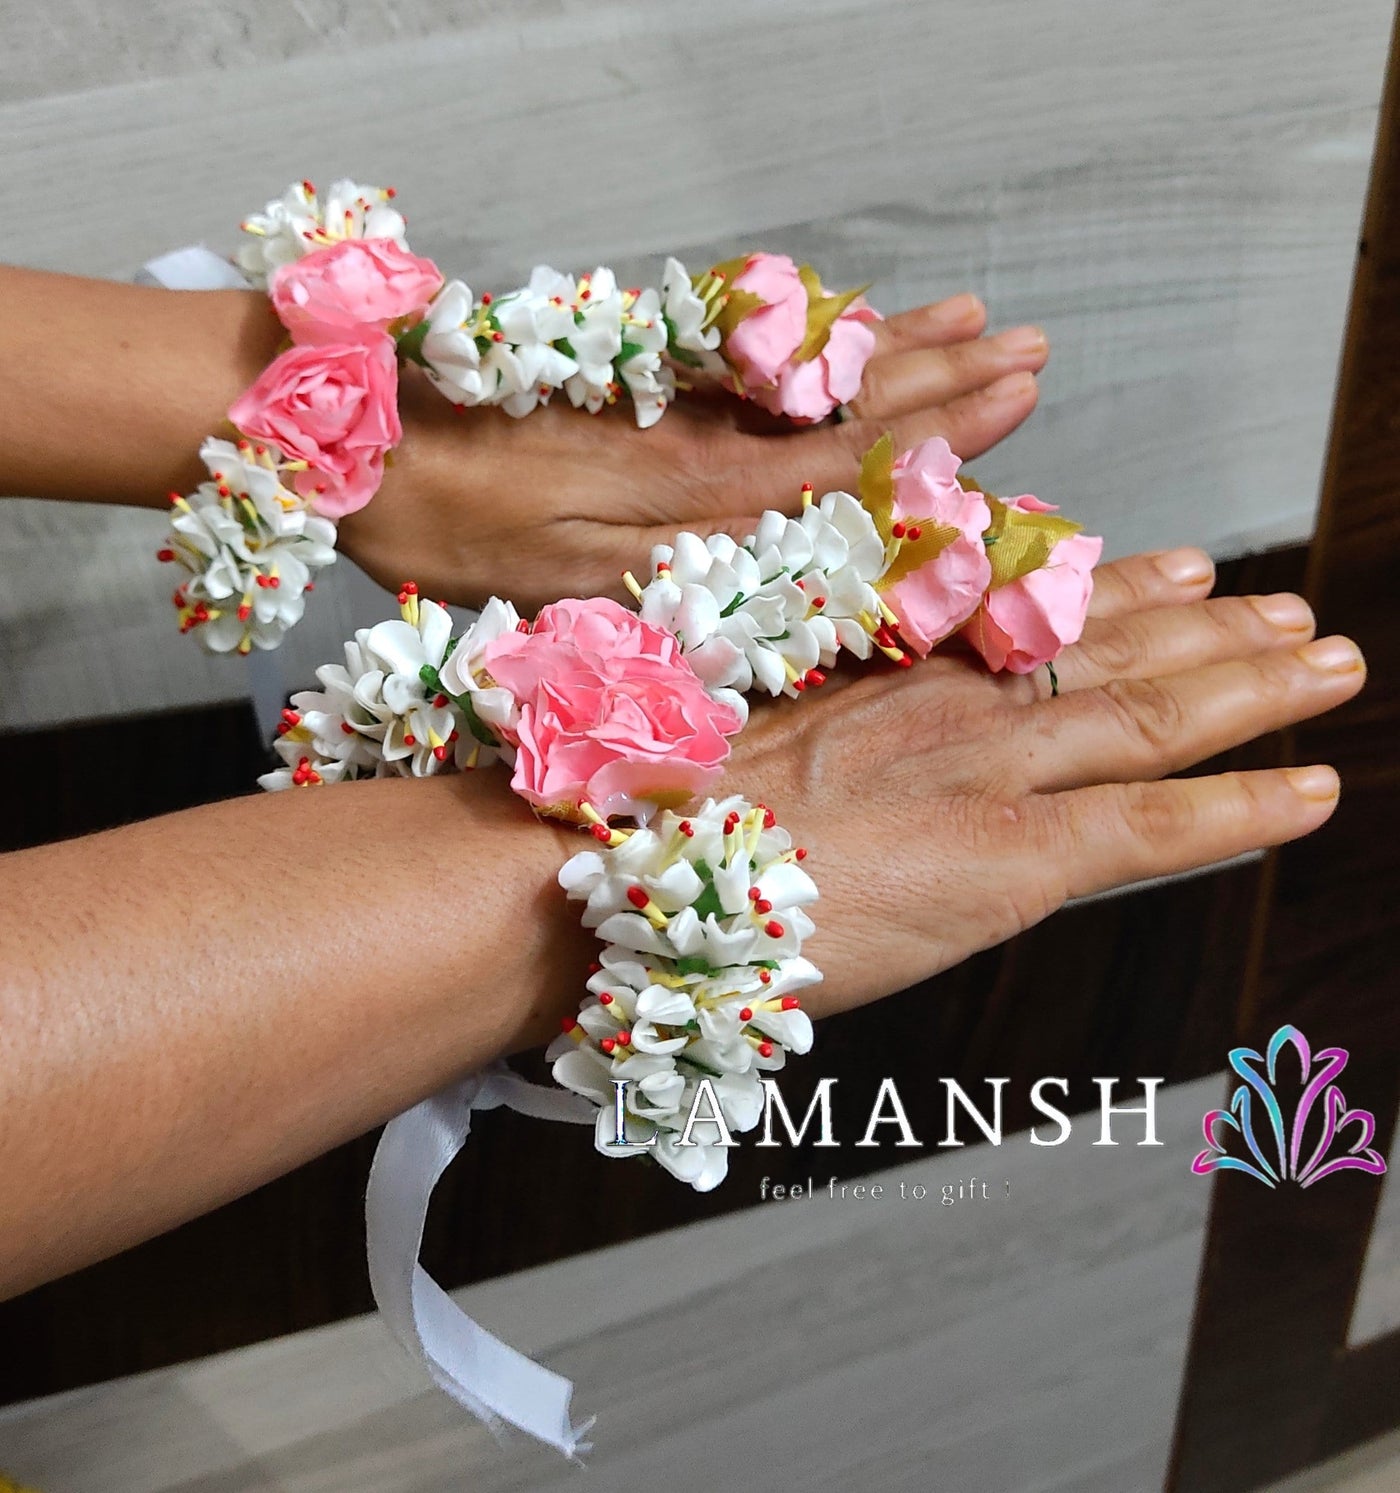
[635, 488, 905, 710]
[235, 178, 408, 287]
[258, 593, 521, 789]
[171, 183, 741, 655]
[412, 259, 718, 430]
[162, 439, 338, 654]
[546, 797, 819, 1192]
[234, 179, 721, 430]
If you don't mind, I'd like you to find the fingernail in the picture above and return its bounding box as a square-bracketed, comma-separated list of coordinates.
[1249, 592, 1313, 630]
[999, 325, 1048, 356]
[1285, 765, 1340, 801]
[1153, 548, 1214, 585]
[945, 292, 983, 319]
[1298, 636, 1364, 673]
[987, 370, 1037, 401]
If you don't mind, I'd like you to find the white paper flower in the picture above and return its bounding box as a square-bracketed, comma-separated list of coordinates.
[562, 268, 626, 415]
[165, 439, 338, 654]
[419, 280, 487, 406]
[636, 493, 888, 699]
[235, 178, 407, 287]
[613, 286, 675, 429]
[259, 593, 476, 784]
[436, 597, 523, 768]
[660, 256, 724, 374]
[550, 797, 819, 1190]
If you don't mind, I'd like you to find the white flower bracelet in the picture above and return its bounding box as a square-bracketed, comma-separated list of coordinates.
[158, 176, 882, 657]
[261, 429, 1098, 1460]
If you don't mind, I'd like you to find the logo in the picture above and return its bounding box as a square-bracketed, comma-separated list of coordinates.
[1192, 1024, 1388, 1188]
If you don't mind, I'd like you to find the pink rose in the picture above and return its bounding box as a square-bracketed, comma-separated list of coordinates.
[228, 337, 402, 518]
[481, 598, 743, 819]
[883, 437, 992, 657]
[724, 254, 809, 387]
[722, 252, 880, 423]
[269, 239, 442, 346]
[961, 497, 1104, 673]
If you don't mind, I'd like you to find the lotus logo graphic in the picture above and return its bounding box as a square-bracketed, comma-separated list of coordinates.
[1192, 1025, 1388, 1188]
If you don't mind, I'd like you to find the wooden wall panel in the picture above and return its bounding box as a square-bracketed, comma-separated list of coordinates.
[0, 0, 1390, 727]
[0, 546, 1306, 1406]
[1169, 8, 1400, 1485]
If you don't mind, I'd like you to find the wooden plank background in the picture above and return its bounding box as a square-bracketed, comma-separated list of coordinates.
[0, 0, 1391, 728]
[0, 1078, 1225, 1493]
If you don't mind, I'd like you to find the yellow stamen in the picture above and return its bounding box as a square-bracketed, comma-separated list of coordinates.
[621, 570, 645, 602]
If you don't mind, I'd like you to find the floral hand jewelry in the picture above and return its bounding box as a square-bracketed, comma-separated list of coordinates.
[263, 430, 1099, 1456]
[158, 177, 881, 655]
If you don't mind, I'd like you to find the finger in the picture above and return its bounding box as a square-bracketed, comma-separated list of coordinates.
[870, 294, 987, 356]
[1087, 549, 1216, 620]
[1035, 592, 1316, 698]
[1023, 637, 1366, 792]
[884, 369, 1041, 461]
[1052, 766, 1341, 901]
[850, 327, 1048, 422]
[782, 368, 1040, 494]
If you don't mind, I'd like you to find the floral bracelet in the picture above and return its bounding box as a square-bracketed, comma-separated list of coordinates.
[160, 176, 882, 656]
[269, 427, 1100, 1455]
[264, 428, 1099, 1458]
[265, 432, 1099, 1177]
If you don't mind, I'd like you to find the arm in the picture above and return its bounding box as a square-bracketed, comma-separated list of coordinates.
[0, 549, 1364, 1300]
[0, 771, 585, 1298]
[0, 267, 281, 510]
[0, 264, 1048, 611]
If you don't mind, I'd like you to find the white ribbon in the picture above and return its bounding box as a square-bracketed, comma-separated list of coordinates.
[365, 1065, 599, 1460]
[139, 247, 604, 1459]
[137, 244, 253, 291]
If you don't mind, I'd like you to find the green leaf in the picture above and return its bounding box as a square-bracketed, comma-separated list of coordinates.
[689, 859, 727, 921]
[457, 690, 502, 748]
[793, 264, 870, 363]
[395, 319, 430, 366]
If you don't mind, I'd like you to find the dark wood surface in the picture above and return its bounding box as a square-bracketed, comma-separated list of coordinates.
[1167, 9, 1400, 1491]
[0, 548, 1307, 1408]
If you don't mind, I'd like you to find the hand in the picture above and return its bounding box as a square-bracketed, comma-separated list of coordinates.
[337, 294, 1046, 613]
[722, 550, 1365, 1016]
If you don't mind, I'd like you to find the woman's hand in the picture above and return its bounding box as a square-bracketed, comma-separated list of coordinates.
[338, 294, 1047, 612]
[1, 274, 1038, 620]
[719, 549, 1364, 1016]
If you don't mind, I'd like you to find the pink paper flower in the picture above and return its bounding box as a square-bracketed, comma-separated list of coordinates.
[481, 598, 744, 819]
[724, 255, 809, 387]
[962, 497, 1104, 673]
[883, 437, 992, 657]
[722, 252, 880, 423]
[269, 239, 442, 346]
[228, 337, 402, 518]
